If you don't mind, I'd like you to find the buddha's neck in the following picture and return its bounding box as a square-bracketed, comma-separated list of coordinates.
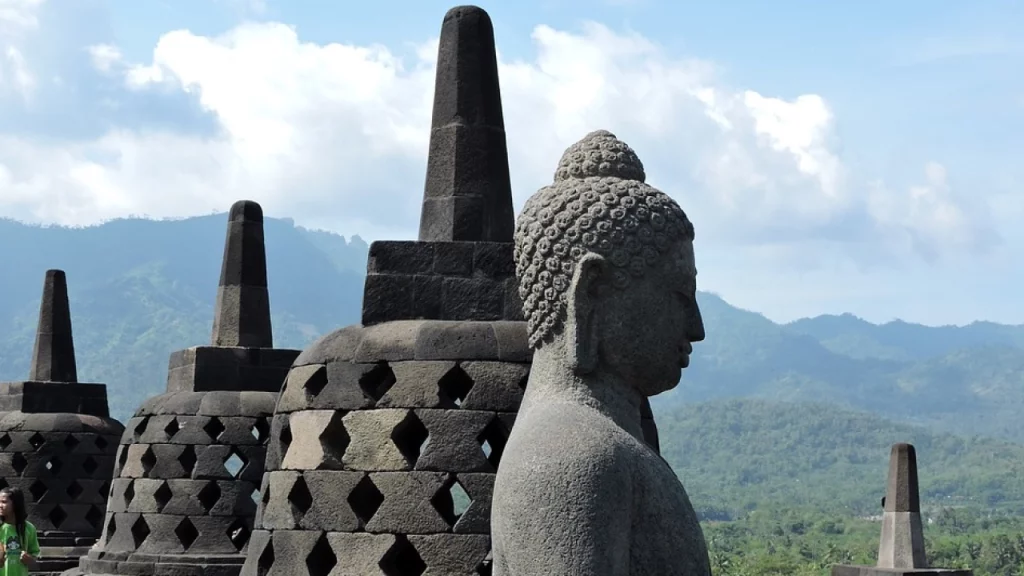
[524, 343, 646, 443]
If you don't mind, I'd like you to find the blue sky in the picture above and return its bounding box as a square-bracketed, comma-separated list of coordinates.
[1, 0, 1022, 326]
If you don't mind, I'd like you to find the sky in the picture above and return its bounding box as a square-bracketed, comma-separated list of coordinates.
[0, 0, 1022, 326]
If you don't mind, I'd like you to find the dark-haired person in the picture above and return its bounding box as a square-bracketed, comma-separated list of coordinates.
[0, 488, 39, 576]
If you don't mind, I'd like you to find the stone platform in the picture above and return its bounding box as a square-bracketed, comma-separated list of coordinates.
[833, 566, 972, 576]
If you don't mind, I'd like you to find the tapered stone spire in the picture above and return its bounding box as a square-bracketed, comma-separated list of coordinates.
[878, 443, 926, 569]
[419, 5, 515, 243]
[831, 443, 971, 575]
[29, 269, 77, 383]
[211, 200, 273, 348]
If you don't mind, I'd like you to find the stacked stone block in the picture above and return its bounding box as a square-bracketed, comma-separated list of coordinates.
[832, 443, 972, 576]
[245, 321, 530, 576]
[0, 270, 124, 576]
[72, 201, 300, 576]
[239, 6, 561, 575]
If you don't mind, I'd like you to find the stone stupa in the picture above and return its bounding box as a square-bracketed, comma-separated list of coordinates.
[832, 443, 972, 576]
[240, 6, 536, 576]
[0, 269, 124, 576]
[71, 200, 301, 576]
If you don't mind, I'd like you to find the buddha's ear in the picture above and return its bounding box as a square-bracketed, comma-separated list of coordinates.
[566, 252, 606, 375]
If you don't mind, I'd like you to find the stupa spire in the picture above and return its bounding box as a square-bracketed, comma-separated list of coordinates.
[28, 269, 77, 382]
[419, 5, 515, 243]
[211, 199, 274, 348]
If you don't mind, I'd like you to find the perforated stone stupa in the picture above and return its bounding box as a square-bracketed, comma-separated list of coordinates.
[832, 443, 972, 576]
[72, 200, 301, 576]
[0, 269, 124, 576]
[239, 6, 541, 576]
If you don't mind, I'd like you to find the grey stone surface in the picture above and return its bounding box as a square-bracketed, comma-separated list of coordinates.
[241, 7, 530, 575]
[419, 5, 513, 244]
[832, 567, 972, 576]
[74, 201, 300, 576]
[833, 444, 972, 576]
[0, 270, 125, 576]
[212, 200, 273, 349]
[492, 130, 710, 575]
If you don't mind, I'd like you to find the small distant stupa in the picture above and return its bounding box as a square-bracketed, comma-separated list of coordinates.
[70, 200, 301, 576]
[0, 270, 124, 576]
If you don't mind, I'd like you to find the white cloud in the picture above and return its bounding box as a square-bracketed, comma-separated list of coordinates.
[0, 14, 994, 263]
[0, 0, 41, 100]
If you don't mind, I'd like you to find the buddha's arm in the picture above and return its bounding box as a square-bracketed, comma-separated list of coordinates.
[495, 448, 634, 575]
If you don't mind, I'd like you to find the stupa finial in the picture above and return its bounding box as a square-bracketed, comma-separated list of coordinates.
[211, 199, 273, 348]
[28, 269, 77, 382]
[419, 5, 515, 243]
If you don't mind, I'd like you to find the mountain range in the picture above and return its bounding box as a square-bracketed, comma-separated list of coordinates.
[2, 213, 1024, 514]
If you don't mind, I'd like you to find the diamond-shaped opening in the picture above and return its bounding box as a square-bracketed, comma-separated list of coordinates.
[82, 455, 99, 476]
[66, 480, 84, 500]
[391, 411, 429, 467]
[100, 480, 110, 498]
[140, 447, 157, 476]
[251, 487, 261, 505]
[116, 444, 129, 470]
[154, 482, 172, 513]
[227, 518, 250, 552]
[197, 481, 221, 512]
[96, 435, 109, 452]
[86, 505, 103, 530]
[29, 480, 48, 502]
[438, 365, 475, 408]
[476, 558, 493, 576]
[431, 476, 471, 527]
[124, 482, 136, 506]
[318, 412, 350, 466]
[204, 417, 226, 442]
[164, 418, 181, 439]
[48, 504, 68, 529]
[224, 449, 247, 478]
[0, 434, 11, 449]
[347, 475, 384, 528]
[29, 432, 46, 451]
[175, 517, 199, 550]
[477, 418, 509, 470]
[11, 452, 27, 475]
[280, 421, 292, 449]
[251, 419, 270, 443]
[302, 367, 329, 398]
[287, 476, 313, 521]
[306, 533, 337, 576]
[359, 362, 397, 402]
[0, 479, 9, 491]
[44, 456, 62, 475]
[378, 535, 426, 576]
[133, 416, 150, 441]
[178, 445, 197, 476]
[517, 372, 529, 391]
[256, 538, 274, 576]
[105, 515, 117, 545]
[131, 515, 151, 548]
[63, 434, 80, 451]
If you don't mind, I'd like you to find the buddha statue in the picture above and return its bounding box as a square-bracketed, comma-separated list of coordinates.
[491, 130, 711, 575]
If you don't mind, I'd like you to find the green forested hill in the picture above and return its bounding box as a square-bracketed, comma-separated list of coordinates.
[657, 398, 1024, 518]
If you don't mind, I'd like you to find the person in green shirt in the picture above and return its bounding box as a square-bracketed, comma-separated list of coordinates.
[0, 487, 39, 576]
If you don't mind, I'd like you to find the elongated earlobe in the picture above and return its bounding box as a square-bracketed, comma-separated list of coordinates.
[566, 253, 605, 374]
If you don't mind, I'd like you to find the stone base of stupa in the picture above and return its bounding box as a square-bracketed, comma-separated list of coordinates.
[35, 534, 98, 576]
[832, 565, 973, 576]
[71, 550, 245, 576]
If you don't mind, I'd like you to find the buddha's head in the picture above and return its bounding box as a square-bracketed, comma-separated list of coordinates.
[514, 130, 705, 396]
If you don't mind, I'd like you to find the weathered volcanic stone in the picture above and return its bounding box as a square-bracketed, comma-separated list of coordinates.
[0, 270, 124, 576]
[831, 443, 972, 576]
[239, 8, 630, 576]
[68, 201, 300, 576]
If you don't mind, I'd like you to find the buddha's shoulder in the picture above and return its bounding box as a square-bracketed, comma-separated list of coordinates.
[509, 402, 644, 462]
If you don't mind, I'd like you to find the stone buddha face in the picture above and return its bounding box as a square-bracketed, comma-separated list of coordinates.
[514, 129, 705, 397]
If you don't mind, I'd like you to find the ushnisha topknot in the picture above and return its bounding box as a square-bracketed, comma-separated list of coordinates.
[514, 130, 696, 349]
